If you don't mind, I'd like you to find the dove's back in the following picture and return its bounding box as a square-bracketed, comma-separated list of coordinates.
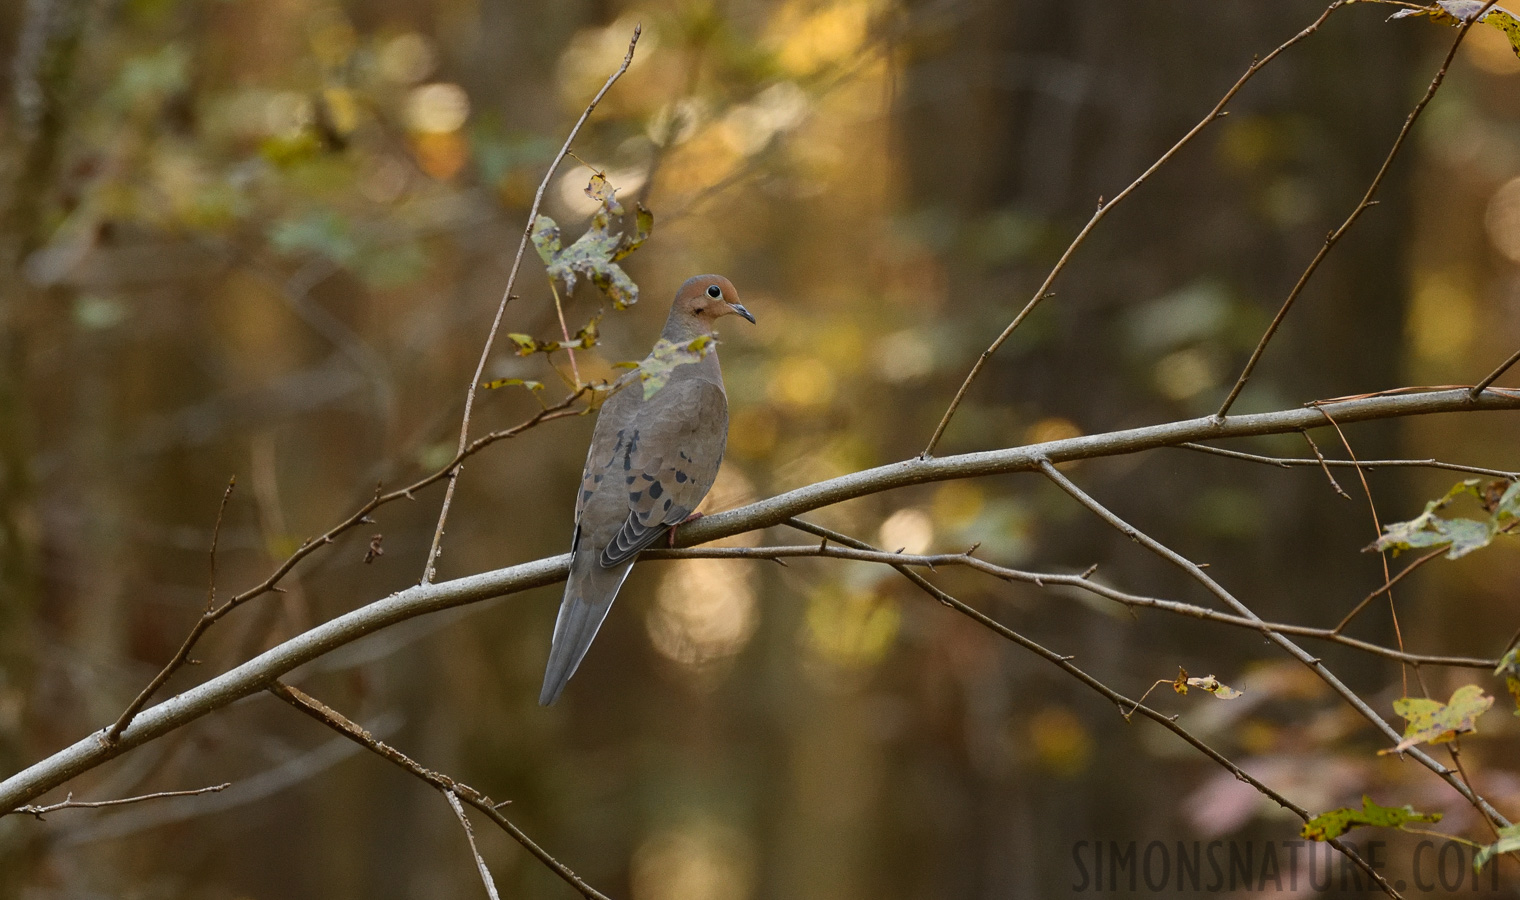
[539, 353, 728, 705]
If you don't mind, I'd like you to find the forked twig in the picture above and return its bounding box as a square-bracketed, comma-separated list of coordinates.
[8, 783, 230, 820]
[782, 518, 1399, 898]
[1215, 0, 1498, 418]
[921, 1, 1345, 457]
[270, 682, 611, 900]
[1470, 346, 1520, 400]
[422, 25, 642, 584]
[1037, 459, 1510, 833]
[106, 393, 586, 742]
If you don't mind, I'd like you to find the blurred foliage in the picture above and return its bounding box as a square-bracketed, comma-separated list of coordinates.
[0, 0, 1518, 898]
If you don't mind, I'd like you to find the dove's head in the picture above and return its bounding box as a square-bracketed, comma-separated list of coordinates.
[671, 275, 755, 333]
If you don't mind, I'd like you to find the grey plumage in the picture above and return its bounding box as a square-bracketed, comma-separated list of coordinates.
[540, 274, 753, 705]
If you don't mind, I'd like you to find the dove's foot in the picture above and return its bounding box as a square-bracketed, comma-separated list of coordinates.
[667, 512, 705, 548]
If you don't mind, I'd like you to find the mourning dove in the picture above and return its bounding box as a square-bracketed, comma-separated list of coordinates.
[539, 274, 754, 705]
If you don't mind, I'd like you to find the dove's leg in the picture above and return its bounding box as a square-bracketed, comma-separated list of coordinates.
[666, 511, 705, 548]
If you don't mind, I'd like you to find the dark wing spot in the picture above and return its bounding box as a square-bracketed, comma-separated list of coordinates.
[629, 491, 642, 503]
[648, 481, 663, 499]
[641, 472, 655, 482]
[662, 498, 672, 511]
[581, 489, 593, 503]
[675, 471, 688, 483]
[626, 475, 637, 484]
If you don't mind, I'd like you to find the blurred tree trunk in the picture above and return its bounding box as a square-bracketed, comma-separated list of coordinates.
[0, 0, 90, 893]
[896, 2, 1414, 895]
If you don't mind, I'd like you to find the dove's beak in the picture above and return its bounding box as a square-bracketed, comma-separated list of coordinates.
[729, 302, 756, 324]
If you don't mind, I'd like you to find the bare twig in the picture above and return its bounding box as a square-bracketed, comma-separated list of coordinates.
[1315, 407, 1411, 696]
[445, 791, 503, 900]
[1036, 459, 1511, 832]
[1301, 430, 1350, 499]
[782, 519, 1399, 898]
[106, 477, 236, 741]
[641, 543, 1493, 668]
[104, 392, 586, 742]
[422, 25, 641, 585]
[1333, 546, 1445, 634]
[1215, 1, 1496, 418]
[5, 387, 1518, 812]
[1176, 442, 1519, 479]
[1470, 346, 1520, 400]
[270, 682, 610, 900]
[8, 783, 230, 819]
[921, 1, 1344, 457]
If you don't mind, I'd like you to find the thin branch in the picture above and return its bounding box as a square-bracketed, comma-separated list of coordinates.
[8, 783, 230, 819]
[781, 519, 1400, 898]
[107, 477, 236, 741]
[920, 1, 1344, 457]
[270, 682, 610, 900]
[1176, 442, 1519, 479]
[1470, 346, 1520, 400]
[1036, 459, 1512, 832]
[103, 392, 587, 742]
[445, 791, 503, 900]
[1301, 430, 1350, 499]
[1333, 546, 1445, 634]
[422, 24, 641, 585]
[1215, 1, 1495, 418]
[1315, 407, 1411, 696]
[641, 543, 1493, 668]
[4, 387, 1518, 811]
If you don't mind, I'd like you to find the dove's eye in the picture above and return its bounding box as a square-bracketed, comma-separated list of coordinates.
[706, 284, 722, 299]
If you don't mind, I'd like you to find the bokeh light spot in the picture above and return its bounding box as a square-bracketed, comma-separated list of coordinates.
[406, 82, 470, 134]
[878, 507, 933, 554]
[648, 560, 758, 670]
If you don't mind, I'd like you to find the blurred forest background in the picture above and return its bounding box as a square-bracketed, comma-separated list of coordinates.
[1, 0, 1519, 897]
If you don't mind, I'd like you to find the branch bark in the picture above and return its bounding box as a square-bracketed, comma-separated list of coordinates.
[1, 387, 1516, 810]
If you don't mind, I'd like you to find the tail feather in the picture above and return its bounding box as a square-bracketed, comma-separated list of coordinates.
[539, 551, 634, 705]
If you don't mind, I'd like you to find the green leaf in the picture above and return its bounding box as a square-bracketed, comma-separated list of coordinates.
[584, 170, 615, 205]
[505, 332, 558, 355]
[1441, 517, 1495, 559]
[1494, 480, 1520, 524]
[1367, 479, 1495, 559]
[1301, 796, 1442, 842]
[531, 175, 653, 309]
[1496, 648, 1520, 716]
[1381, 684, 1494, 755]
[501, 317, 599, 357]
[530, 215, 562, 265]
[480, 377, 544, 391]
[1475, 825, 1520, 871]
[638, 334, 717, 399]
[611, 202, 653, 262]
[1392, 2, 1520, 60]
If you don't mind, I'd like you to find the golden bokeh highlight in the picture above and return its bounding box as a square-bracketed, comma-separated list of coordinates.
[1407, 271, 1476, 364]
[768, 355, 837, 410]
[1027, 707, 1095, 777]
[631, 820, 757, 900]
[804, 584, 900, 670]
[647, 559, 759, 670]
[878, 507, 933, 554]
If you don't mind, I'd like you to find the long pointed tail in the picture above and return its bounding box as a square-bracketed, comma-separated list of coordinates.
[539, 552, 635, 705]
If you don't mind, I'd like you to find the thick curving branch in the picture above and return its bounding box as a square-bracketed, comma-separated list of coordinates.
[2, 387, 1517, 810]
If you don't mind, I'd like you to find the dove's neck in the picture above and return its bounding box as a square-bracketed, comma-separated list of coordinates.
[659, 313, 715, 344]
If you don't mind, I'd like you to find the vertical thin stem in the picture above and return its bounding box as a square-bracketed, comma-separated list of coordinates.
[921, 2, 1344, 458]
[421, 25, 641, 584]
[1215, 1, 1496, 418]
